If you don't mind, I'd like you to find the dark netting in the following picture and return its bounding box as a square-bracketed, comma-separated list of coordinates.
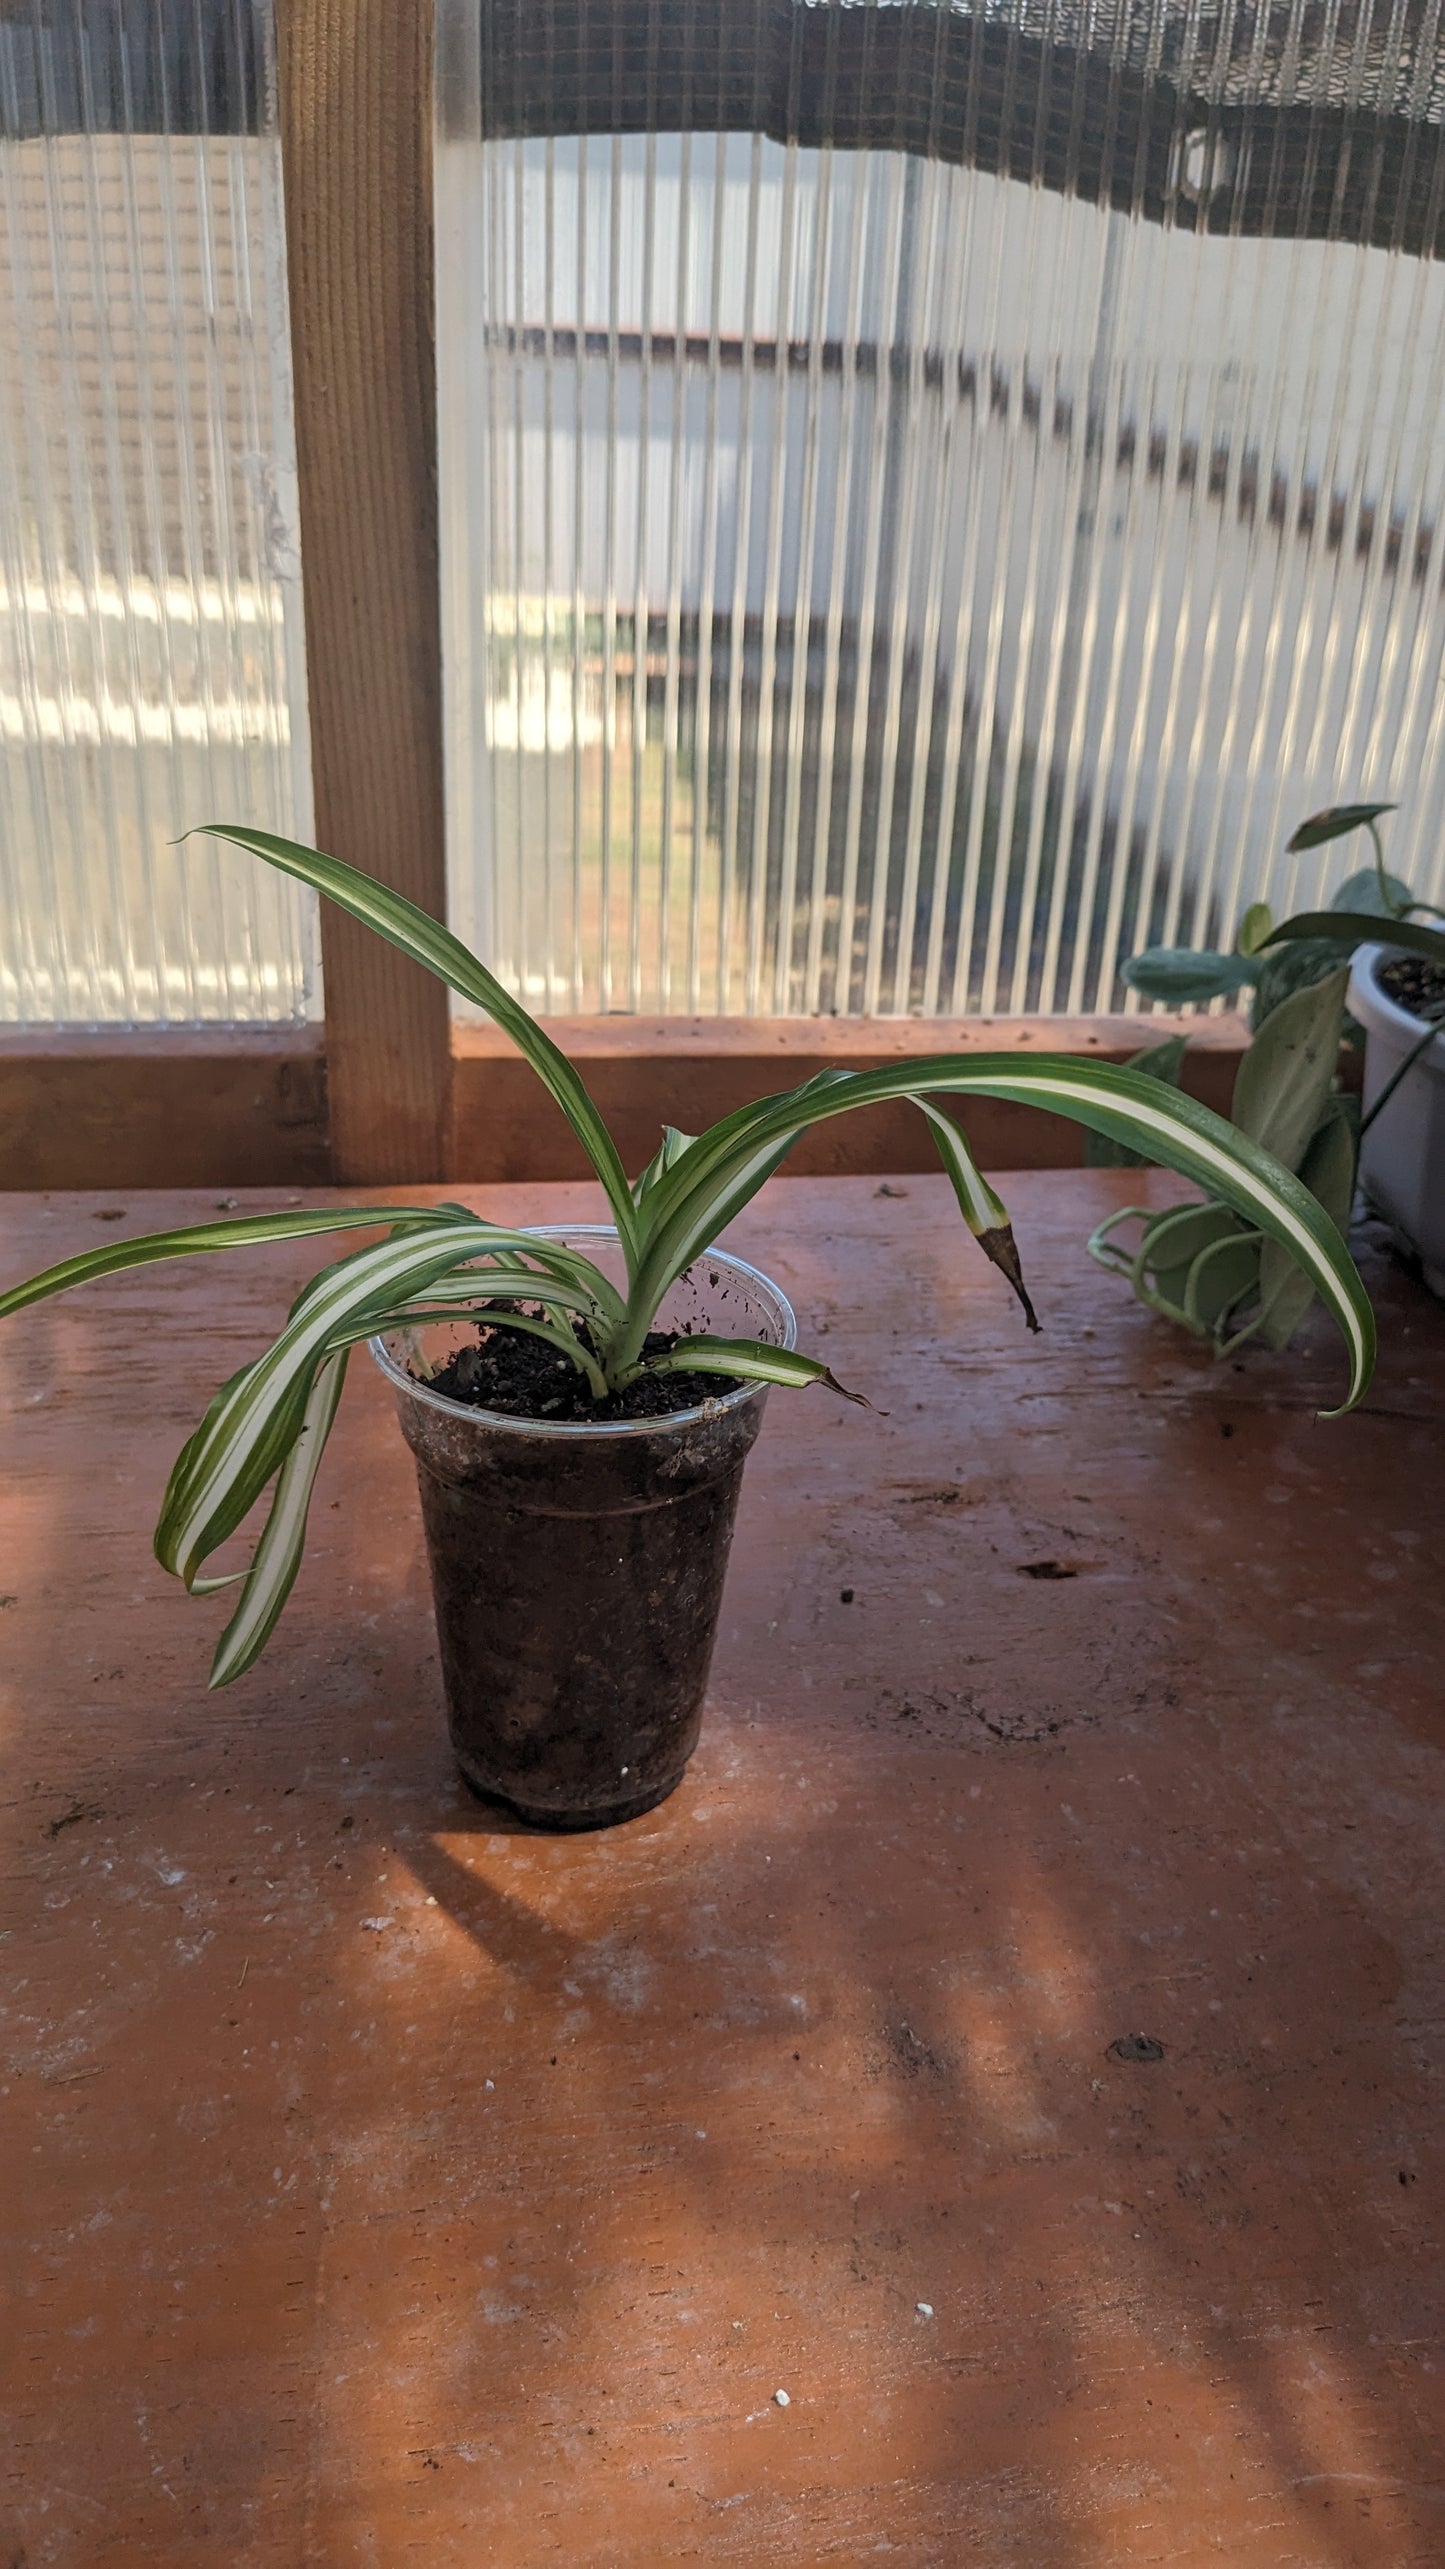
[0, 0, 264, 140]
[462, 0, 1445, 256]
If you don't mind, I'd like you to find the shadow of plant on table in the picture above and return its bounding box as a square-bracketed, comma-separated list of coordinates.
[1090, 801, 1445, 1354]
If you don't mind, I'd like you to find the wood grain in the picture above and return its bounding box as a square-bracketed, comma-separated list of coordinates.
[0, 1029, 329, 1190]
[0, 1014, 1268, 1190]
[450, 1009, 1256, 1179]
[277, 0, 450, 1181]
[2, 1176, 1442, 2561]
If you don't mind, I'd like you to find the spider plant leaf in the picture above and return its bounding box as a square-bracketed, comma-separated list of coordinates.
[1230, 967, 1350, 1174]
[1264, 911, 1445, 968]
[0, 1203, 477, 1323]
[157, 1253, 603, 1574]
[283, 1222, 622, 1326]
[207, 1351, 349, 1687]
[1121, 947, 1258, 1003]
[632, 1336, 871, 1405]
[632, 1126, 696, 1205]
[346, 1263, 603, 1324]
[155, 1352, 273, 1564]
[157, 1226, 592, 1588]
[1286, 802, 1395, 851]
[1083, 1035, 1186, 1169]
[189, 826, 639, 1258]
[627, 1054, 1374, 1412]
[908, 1097, 1039, 1330]
[392, 1304, 610, 1400]
[627, 1070, 856, 1301]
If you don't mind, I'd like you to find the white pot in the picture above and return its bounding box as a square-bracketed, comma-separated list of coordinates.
[1348, 942, 1445, 1297]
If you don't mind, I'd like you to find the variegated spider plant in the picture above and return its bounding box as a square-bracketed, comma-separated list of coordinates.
[0, 829, 1376, 1686]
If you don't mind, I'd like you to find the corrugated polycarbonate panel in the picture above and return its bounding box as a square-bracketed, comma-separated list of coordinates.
[431, 0, 1439, 1022]
[439, 0, 1445, 1019]
[0, 1, 315, 1026]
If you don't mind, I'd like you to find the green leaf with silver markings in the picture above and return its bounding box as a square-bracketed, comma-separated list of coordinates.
[1230, 968, 1351, 1175]
[1249, 1099, 1359, 1354]
[1121, 947, 1258, 1005]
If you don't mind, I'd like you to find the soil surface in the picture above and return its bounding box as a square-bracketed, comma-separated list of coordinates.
[419, 1313, 741, 1423]
[1376, 951, 1445, 1024]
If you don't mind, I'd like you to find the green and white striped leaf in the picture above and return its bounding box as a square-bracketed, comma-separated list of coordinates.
[626, 1054, 1374, 1410]
[155, 1226, 611, 1588]
[0, 1201, 618, 1341]
[0, 1203, 480, 1323]
[208, 1350, 349, 1687]
[327, 1223, 626, 1325]
[632, 1125, 696, 1205]
[632, 1336, 870, 1405]
[191, 827, 639, 1257]
[621, 1072, 856, 1328]
[397, 1305, 609, 1401]
[908, 1096, 1039, 1331]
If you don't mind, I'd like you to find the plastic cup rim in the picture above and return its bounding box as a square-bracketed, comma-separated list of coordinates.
[367, 1227, 798, 1440]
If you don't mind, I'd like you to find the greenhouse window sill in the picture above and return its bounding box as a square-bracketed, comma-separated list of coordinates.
[0, 1013, 1261, 1190]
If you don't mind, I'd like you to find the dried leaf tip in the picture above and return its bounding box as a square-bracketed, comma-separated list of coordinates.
[977, 1226, 1041, 1333]
[820, 1367, 874, 1409]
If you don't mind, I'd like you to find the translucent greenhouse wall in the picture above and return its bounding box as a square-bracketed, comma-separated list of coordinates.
[0, 1, 316, 1026]
[438, 0, 1445, 1019]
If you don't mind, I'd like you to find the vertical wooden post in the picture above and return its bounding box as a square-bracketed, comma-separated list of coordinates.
[277, 0, 450, 1181]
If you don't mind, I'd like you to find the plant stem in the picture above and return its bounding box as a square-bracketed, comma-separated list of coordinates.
[1368, 819, 1408, 919]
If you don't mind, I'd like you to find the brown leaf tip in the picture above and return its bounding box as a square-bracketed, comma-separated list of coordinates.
[978, 1225, 1042, 1333]
[821, 1366, 875, 1409]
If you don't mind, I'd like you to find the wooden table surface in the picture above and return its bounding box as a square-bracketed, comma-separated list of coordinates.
[3, 1172, 1444, 2567]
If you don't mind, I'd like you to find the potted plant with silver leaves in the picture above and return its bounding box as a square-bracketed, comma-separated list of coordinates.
[1094, 803, 1445, 1344]
[0, 831, 1376, 1830]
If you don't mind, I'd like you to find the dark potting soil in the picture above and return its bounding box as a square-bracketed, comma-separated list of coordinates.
[1376, 952, 1445, 1025]
[419, 1313, 742, 1424]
